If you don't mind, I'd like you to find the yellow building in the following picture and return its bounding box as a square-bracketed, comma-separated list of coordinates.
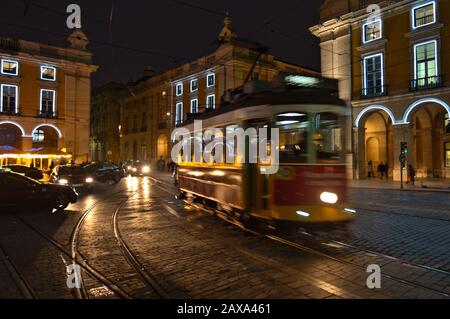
[0, 30, 98, 168]
[311, 0, 450, 181]
[108, 14, 318, 165]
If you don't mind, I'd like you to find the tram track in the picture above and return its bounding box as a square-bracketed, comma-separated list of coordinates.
[112, 196, 170, 299]
[148, 175, 450, 299]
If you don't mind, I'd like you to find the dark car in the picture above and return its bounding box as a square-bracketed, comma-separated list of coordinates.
[124, 161, 151, 176]
[84, 163, 125, 183]
[4, 165, 44, 181]
[50, 165, 95, 190]
[0, 171, 78, 211]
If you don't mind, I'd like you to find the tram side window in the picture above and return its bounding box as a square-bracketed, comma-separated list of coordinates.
[276, 113, 309, 163]
[314, 112, 342, 163]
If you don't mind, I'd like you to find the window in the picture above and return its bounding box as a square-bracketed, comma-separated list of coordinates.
[363, 53, 384, 96]
[276, 113, 309, 163]
[190, 79, 198, 92]
[315, 113, 342, 164]
[414, 40, 438, 88]
[176, 102, 183, 124]
[445, 142, 450, 167]
[33, 129, 45, 144]
[40, 66, 56, 81]
[363, 19, 382, 43]
[1, 59, 18, 76]
[412, 1, 436, 29]
[207, 73, 215, 87]
[176, 83, 183, 96]
[1, 84, 18, 113]
[142, 112, 147, 129]
[133, 114, 137, 129]
[40, 89, 55, 116]
[206, 94, 215, 109]
[445, 113, 450, 134]
[190, 99, 198, 113]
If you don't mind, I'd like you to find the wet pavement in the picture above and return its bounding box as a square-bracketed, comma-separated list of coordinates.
[0, 175, 448, 299]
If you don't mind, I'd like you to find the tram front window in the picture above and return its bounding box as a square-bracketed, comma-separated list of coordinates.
[276, 113, 309, 163]
[314, 112, 342, 163]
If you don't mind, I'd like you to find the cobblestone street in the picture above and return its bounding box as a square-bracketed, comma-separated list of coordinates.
[0, 175, 448, 299]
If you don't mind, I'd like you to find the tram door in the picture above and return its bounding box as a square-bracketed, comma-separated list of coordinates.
[244, 119, 271, 216]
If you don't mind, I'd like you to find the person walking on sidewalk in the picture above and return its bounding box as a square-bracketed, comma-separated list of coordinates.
[368, 160, 375, 178]
[377, 162, 386, 180]
[407, 164, 416, 185]
[384, 164, 389, 179]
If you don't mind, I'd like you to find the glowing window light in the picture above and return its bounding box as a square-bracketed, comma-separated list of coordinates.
[362, 19, 382, 44]
[40, 65, 57, 81]
[412, 1, 436, 30]
[363, 52, 384, 96]
[1, 59, 19, 76]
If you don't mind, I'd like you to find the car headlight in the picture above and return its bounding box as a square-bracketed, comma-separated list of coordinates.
[127, 166, 132, 170]
[85, 177, 94, 183]
[132, 168, 137, 172]
[142, 166, 150, 173]
[320, 192, 338, 204]
[58, 179, 69, 185]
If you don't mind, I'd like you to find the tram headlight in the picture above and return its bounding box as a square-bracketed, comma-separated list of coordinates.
[58, 179, 69, 185]
[320, 192, 338, 204]
[85, 177, 94, 183]
[127, 166, 132, 170]
[132, 167, 137, 173]
[142, 165, 150, 174]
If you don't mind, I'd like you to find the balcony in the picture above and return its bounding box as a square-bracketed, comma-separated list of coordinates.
[38, 111, 57, 118]
[409, 76, 443, 91]
[360, 85, 387, 99]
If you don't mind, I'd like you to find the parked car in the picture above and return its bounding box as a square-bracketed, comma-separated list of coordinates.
[84, 163, 125, 183]
[50, 165, 95, 190]
[0, 170, 78, 211]
[4, 165, 44, 181]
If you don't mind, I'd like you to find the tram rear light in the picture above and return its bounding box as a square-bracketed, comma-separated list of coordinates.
[320, 192, 338, 204]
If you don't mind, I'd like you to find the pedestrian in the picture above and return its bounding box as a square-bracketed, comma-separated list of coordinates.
[384, 164, 389, 179]
[407, 164, 416, 185]
[368, 160, 374, 178]
[377, 162, 385, 180]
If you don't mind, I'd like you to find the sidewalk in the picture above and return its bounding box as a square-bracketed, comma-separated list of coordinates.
[349, 178, 450, 192]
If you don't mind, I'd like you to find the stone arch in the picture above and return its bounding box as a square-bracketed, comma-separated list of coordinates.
[354, 105, 397, 128]
[31, 123, 62, 139]
[402, 98, 450, 124]
[157, 134, 169, 160]
[0, 120, 26, 136]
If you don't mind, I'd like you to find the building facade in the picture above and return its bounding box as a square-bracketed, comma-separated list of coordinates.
[90, 82, 124, 163]
[105, 15, 318, 165]
[311, 0, 450, 181]
[0, 30, 98, 166]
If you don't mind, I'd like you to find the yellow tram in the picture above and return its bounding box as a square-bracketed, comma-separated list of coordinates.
[173, 74, 355, 230]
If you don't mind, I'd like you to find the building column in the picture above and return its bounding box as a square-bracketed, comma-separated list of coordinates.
[21, 136, 33, 152]
[392, 124, 414, 181]
[353, 127, 366, 180]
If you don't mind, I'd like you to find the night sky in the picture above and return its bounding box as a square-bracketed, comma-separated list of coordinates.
[2, 0, 325, 87]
